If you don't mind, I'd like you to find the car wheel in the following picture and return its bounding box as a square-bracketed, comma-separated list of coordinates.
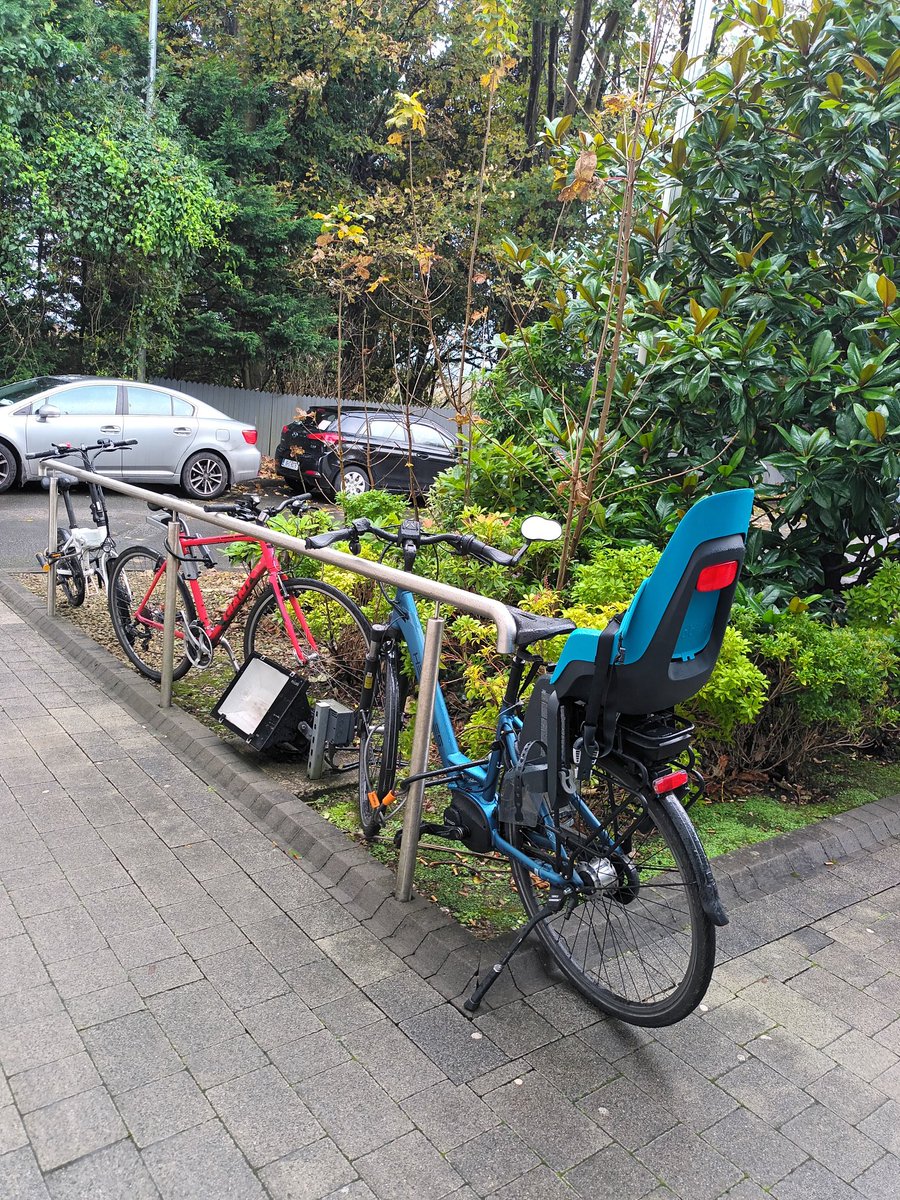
[182, 451, 229, 500]
[332, 465, 370, 496]
[0, 442, 18, 494]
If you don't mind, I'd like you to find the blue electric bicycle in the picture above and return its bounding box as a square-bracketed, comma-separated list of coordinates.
[307, 489, 754, 1025]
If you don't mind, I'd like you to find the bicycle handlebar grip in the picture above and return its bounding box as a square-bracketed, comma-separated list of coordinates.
[457, 534, 515, 567]
[305, 527, 353, 549]
[26, 443, 72, 460]
[203, 503, 239, 513]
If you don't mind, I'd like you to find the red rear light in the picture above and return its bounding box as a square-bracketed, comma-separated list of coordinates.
[696, 560, 738, 592]
[242, 429, 258, 445]
[281, 425, 289, 435]
[653, 769, 689, 795]
[308, 431, 341, 444]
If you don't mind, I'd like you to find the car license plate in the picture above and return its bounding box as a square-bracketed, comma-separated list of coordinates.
[281, 458, 300, 471]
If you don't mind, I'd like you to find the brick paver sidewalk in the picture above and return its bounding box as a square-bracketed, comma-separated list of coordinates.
[1, 597, 899, 1200]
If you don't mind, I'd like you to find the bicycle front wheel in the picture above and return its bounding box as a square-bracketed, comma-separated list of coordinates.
[243, 578, 371, 713]
[506, 789, 715, 1026]
[358, 645, 402, 840]
[107, 546, 194, 682]
[56, 531, 86, 607]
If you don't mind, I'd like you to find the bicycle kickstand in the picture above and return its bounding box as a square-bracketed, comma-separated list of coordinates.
[464, 897, 563, 1013]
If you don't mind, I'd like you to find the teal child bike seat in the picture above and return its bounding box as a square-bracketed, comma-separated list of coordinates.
[550, 488, 754, 716]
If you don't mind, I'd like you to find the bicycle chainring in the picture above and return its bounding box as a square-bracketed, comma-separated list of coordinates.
[185, 622, 215, 668]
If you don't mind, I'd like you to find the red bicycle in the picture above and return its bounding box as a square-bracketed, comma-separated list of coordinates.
[106, 493, 371, 715]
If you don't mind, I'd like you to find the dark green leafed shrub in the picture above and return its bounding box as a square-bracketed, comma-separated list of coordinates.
[686, 627, 769, 741]
[845, 559, 900, 626]
[429, 431, 560, 522]
[706, 609, 900, 777]
[751, 613, 899, 730]
[337, 489, 409, 528]
[218, 506, 332, 574]
[570, 545, 661, 608]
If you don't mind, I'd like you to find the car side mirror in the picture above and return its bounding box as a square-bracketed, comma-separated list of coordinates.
[520, 515, 563, 543]
[35, 404, 61, 423]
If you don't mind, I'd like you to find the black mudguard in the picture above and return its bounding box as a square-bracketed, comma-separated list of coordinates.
[655, 791, 729, 927]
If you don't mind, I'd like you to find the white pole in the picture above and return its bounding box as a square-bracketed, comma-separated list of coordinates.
[46, 475, 58, 619]
[395, 617, 445, 901]
[147, 0, 159, 115]
[159, 516, 180, 708]
[661, 0, 719, 228]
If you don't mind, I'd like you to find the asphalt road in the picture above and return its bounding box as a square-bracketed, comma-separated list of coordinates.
[0, 480, 297, 572]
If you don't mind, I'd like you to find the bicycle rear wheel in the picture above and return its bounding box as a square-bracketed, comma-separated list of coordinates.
[56, 531, 86, 607]
[505, 787, 715, 1026]
[107, 546, 194, 682]
[358, 645, 402, 840]
[243, 577, 371, 713]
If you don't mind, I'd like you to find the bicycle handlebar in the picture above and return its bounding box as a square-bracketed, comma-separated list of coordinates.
[201, 492, 313, 524]
[305, 518, 520, 567]
[455, 533, 517, 567]
[26, 439, 138, 461]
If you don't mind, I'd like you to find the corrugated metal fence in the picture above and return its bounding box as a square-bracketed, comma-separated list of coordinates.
[150, 379, 328, 456]
[151, 379, 457, 457]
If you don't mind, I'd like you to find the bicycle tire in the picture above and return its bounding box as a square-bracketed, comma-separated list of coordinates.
[242, 577, 371, 716]
[504, 789, 715, 1026]
[107, 545, 194, 683]
[56, 530, 86, 607]
[358, 645, 401, 840]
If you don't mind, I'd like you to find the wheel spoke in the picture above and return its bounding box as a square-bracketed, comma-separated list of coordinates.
[245, 580, 370, 718]
[507, 786, 715, 1024]
[108, 548, 192, 682]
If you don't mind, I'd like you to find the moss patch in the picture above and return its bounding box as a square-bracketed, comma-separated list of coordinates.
[692, 758, 900, 860]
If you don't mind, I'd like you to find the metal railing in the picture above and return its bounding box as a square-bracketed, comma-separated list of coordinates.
[39, 461, 518, 900]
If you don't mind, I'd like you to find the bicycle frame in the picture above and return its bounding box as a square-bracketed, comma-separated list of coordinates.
[389, 588, 602, 889]
[132, 531, 318, 663]
[44, 462, 114, 592]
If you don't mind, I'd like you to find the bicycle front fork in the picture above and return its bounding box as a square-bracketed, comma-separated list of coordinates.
[359, 623, 393, 715]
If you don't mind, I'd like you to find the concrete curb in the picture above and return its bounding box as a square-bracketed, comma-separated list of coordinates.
[2, 572, 898, 1007]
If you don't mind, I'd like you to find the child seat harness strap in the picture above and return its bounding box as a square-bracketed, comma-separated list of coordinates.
[574, 619, 621, 779]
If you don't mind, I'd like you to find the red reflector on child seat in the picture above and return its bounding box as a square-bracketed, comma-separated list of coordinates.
[653, 770, 689, 795]
[696, 560, 738, 592]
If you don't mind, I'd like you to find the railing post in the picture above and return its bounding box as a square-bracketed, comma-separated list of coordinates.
[46, 473, 58, 618]
[395, 616, 444, 902]
[159, 515, 181, 708]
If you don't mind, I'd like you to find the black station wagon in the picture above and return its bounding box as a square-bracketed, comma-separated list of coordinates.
[275, 407, 457, 497]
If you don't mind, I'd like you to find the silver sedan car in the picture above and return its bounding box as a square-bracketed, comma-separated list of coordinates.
[0, 376, 261, 499]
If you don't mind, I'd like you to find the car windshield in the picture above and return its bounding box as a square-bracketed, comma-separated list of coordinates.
[0, 377, 63, 408]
